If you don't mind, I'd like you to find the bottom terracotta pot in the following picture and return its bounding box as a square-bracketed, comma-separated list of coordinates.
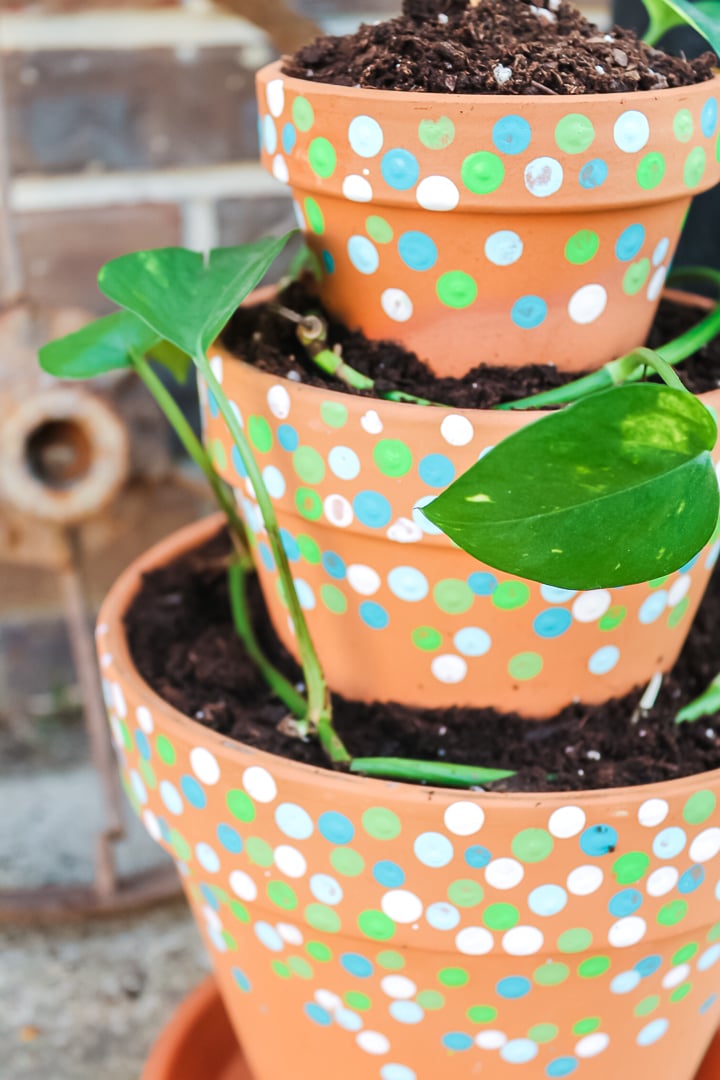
[99, 517, 720, 1080]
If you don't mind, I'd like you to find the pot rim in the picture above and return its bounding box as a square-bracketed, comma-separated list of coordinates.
[99, 512, 720, 808]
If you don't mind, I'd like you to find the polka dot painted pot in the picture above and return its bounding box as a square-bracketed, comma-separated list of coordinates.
[201, 292, 720, 718]
[99, 517, 720, 1080]
[256, 62, 720, 378]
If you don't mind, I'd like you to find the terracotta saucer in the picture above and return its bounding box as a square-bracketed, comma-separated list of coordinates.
[143, 978, 720, 1080]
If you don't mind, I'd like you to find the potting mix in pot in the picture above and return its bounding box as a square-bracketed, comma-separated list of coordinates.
[41, 0, 720, 1077]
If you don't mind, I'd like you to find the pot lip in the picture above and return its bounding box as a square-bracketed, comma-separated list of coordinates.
[99, 512, 720, 808]
[259, 58, 720, 109]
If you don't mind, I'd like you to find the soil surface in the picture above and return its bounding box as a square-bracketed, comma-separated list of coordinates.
[223, 285, 720, 408]
[126, 531, 720, 793]
[283, 0, 715, 95]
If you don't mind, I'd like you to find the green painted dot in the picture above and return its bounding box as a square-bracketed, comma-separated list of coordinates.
[512, 828, 554, 863]
[649, 575, 669, 589]
[658, 900, 688, 926]
[555, 114, 595, 154]
[635, 995, 660, 1017]
[377, 950, 405, 970]
[366, 215, 393, 244]
[529, 1023, 559, 1044]
[267, 881, 298, 910]
[292, 96, 314, 131]
[468, 1005, 497, 1024]
[305, 198, 325, 236]
[565, 229, 600, 265]
[668, 597, 690, 628]
[684, 790, 716, 825]
[293, 446, 325, 484]
[573, 1017, 600, 1035]
[345, 991, 371, 1011]
[508, 652, 543, 682]
[419, 116, 456, 150]
[673, 943, 698, 965]
[139, 759, 157, 789]
[412, 626, 443, 651]
[448, 879, 484, 908]
[578, 955, 610, 979]
[417, 990, 445, 1010]
[288, 956, 313, 979]
[674, 108, 694, 143]
[558, 928, 593, 954]
[321, 584, 347, 614]
[170, 829, 190, 861]
[362, 807, 401, 840]
[210, 440, 226, 471]
[685, 146, 707, 187]
[637, 152, 666, 190]
[492, 582, 530, 610]
[227, 789, 256, 823]
[117, 720, 132, 752]
[613, 851, 649, 884]
[246, 837, 273, 867]
[671, 982, 692, 1003]
[439, 967, 469, 988]
[623, 258, 650, 295]
[483, 903, 519, 930]
[461, 151, 505, 194]
[221, 930, 237, 951]
[716, 132, 720, 163]
[373, 438, 412, 478]
[320, 400, 348, 428]
[230, 900, 249, 923]
[358, 909, 395, 941]
[534, 962, 569, 986]
[156, 735, 176, 765]
[272, 961, 291, 979]
[295, 487, 323, 521]
[708, 922, 720, 942]
[308, 137, 337, 179]
[305, 904, 341, 933]
[248, 415, 273, 453]
[436, 271, 478, 310]
[306, 941, 331, 962]
[599, 605, 626, 631]
[433, 578, 474, 615]
[297, 534, 321, 563]
[331, 848, 365, 876]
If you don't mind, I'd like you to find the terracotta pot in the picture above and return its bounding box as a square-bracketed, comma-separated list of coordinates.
[201, 290, 720, 717]
[99, 515, 720, 1080]
[256, 61, 720, 377]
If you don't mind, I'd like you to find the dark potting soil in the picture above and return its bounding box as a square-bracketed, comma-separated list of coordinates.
[282, 0, 715, 95]
[125, 530, 720, 793]
[222, 283, 720, 409]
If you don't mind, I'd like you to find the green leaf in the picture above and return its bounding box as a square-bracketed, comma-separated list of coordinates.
[146, 339, 193, 383]
[676, 673, 720, 723]
[642, 0, 720, 51]
[423, 384, 719, 590]
[97, 234, 296, 358]
[38, 310, 160, 379]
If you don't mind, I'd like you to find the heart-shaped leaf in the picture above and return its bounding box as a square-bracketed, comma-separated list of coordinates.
[39, 311, 160, 379]
[642, 0, 720, 51]
[423, 383, 719, 590]
[98, 234, 296, 358]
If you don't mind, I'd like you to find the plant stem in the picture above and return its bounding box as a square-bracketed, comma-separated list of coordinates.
[675, 674, 720, 724]
[350, 757, 515, 787]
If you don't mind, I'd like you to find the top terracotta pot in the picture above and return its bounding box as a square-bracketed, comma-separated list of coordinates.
[256, 62, 720, 377]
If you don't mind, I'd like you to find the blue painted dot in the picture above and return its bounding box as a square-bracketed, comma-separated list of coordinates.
[465, 845, 492, 868]
[388, 566, 429, 602]
[678, 865, 705, 894]
[305, 1003, 332, 1026]
[442, 1032, 473, 1051]
[354, 490, 392, 528]
[492, 115, 532, 155]
[277, 424, 299, 451]
[454, 627, 491, 657]
[418, 453, 456, 487]
[637, 1018, 669, 1046]
[588, 645, 620, 675]
[200, 882, 220, 909]
[263, 115, 277, 155]
[382, 1067, 416, 1080]
[653, 826, 686, 859]
[373, 860, 406, 887]
[381, 148, 420, 190]
[336, 1008, 363, 1031]
[275, 802, 314, 840]
[635, 955, 662, 977]
[322, 551, 347, 579]
[322, 250, 335, 273]
[180, 775, 206, 809]
[254, 921, 284, 952]
[135, 730, 151, 759]
[398, 231, 438, 271]
[679, 554, 700, 573]
[318, 811, 355, 844]
[259, 542, 275, 571]
[208, 391, 220, 419]
[700, 993, 718, 1015]
[232, 967, 251, 992]
[390, 1001, 425, 1024]
[611, 970, 641, 994]
[497, 976, 531, 999]
[534, 608, 572, 639]
[501, 1039, 538, 1065]
[414, 831, 454, 868]
[425, 902, 460, 930]
[529, 884, 567, 917]
[160, 781, 183, 816]
[360, 601, 390, 629]
[615, 223, 646, 261]
[702, 97, 718, 138]
[217, 823, 243, 853]
[609, 888, 643, 917]
[546, 1058, 578, 1078]
[639, 591, 667, 624]
[468, 572, 497, 595]
[540, 585, 577, 603]
[282, 123, 297, 153]
[511, 295, 547, 329]
[231, 445, 248, 478]
[579, 158, 608, 188]
[328, 446, 360, 480]
[341, 952, 374, 978]
[347, 235, 379, 275]
[580, 824, 618, 857]
[698, 944, 720, 971]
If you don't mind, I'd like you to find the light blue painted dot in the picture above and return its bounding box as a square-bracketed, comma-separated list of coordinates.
[546, 1058, 578, 1077]
[196, 842, 220, 873]
[497, 976, 531, 999]
[678, 865, 705, 894]
[609, 888, 643, 917]
[502, 1039, 538, 1065]
[130, 771, 147, 805]
[254, 921, 284, 952]
[615, 223, 646, 261]
[381, 148, 420, 190]
[511, 295, 547, 329]
[263, 115, 277, 154]
[388, 566, 429, 602]
[181, 775, 206, 809]
[653, 236, 670, 267]
[322, 551, 347, 579]
[484, 229, 523, 266]
[348, 115, 384, 157]
[217, 823, 243, 853]
[294, 578, 315, 610]
[160, 781, 183, 816]
[310, 873, 343, 905]
[390, 1001, 425, 1024]
[468, 572, 497, 595]
[232, 967, 251, 992]
[700, 993, 718, 1014]
[231, 445, 248, 478]
[341, 952, 374, 978]
[579, 158, 609, 189]
[412, 495, 443, 535]
[588, 645, 620, 675]
[208, 391, 220, 419]
[318, 811, 354, 844]
[426, 902, 460, 930]
[348, 235, 379, 275]
[275, 802, 314, 840]
[707, 541, 720, 570]
[157, 817, 171, 842]
[201, 883, 219, 909]
[414, 831, 454, 868]
[540, 585, 577, 603]
[453, 627, 491, 657]
[382, 1066, 417, 1080]
[580, 824, 618, 857]
[360, 601, 389, 629]
[336, 1008, 364, 1031]
[259, 542, 275, 571]
[442, 1032, 473, 1051]
[637, 1018, 669, 1046]
[398, 231, 438, 271]
[611, 970, 641, 994]
[653, 826, 686, 859]
[322, 250, 335, 273]
[135, 730, 151, 760]
[639, 591, 668, 624]
[465, 845, 492, 868]
[418, 453, 456, 487]
[373, 860, 405, 887]
[635, 955, 662, 977]
[492, 115, 532, 155]
[354, 490, 392, 528]
[702, 97, 718, 138]
[305, 1003, 332, 1026]
[534, 608, 572, 639]
[328, 445, 360, 480]
[529, 884, 567, 917]
[698, 944, 720, 971]
[282, 123, 296, 153]
[262, 465, 286, 499]
[277, 424, 299, 451]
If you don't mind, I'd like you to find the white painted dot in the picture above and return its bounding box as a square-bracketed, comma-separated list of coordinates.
[455, 926, 494, 955]
[293, 200, 306, 230]
[662, 963, 690, 990]
[667, 575, 691, 607]
[653, 237, 670, 266]
[416, 175, 460, 211]
[382, 890, 424, 924]
[315, 989, 341, 1011]
[572, 590, 612, 622]
[324, 493, 354, 527]
[343, 174, 374, 202]
[576, 1033, 610, 1058]
[444, 801, 485, 837]
[440, 414, 474, 447]
[265, 78, 285, 117]
[209, 353, 224, 383]
[357, 1031, 390, 1055]
[567, 865, 604, 895]
[267, 384, 291, 419]
[387, 517, 423, 543]
[476, 1031, 507, 1050]
[111, 682, 127, 718]
[274, 844, 307, 878]
[647, 265, 667, 302]
[549, 806, 586, 838]
[136, 705, 154, 734]
[690, 827, 720, 863]
[381, 975, 417, 999]
[243, 766, 277, 803]
[348, 115, 384, 157]
[277, 923, 303, 946]
[361, 409, 383, 435]
[638, 798, 669, 828]
[524, 156, 563, 197]
[485, 858, 524, 890]
[646, 866, 678, 896]
[431, 654, 468, 684]
[272, 154, 289, 183]
[502, 926, 544, 956]
[190, 747, 221, 785]
[203, 905, 222, 932]
[100, 652, 112, 669]
[143, 809, 161, 842]
[229, 869, 257, 901]
[609, 916, 647, 948]
[568, 283, 607, 325]
[614, 110, 650, 153]
[347, 564, 381, 596]
[381, 288, 414, 323]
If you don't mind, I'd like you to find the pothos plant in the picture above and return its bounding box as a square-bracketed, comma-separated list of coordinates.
[40, 235, 720, 786]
